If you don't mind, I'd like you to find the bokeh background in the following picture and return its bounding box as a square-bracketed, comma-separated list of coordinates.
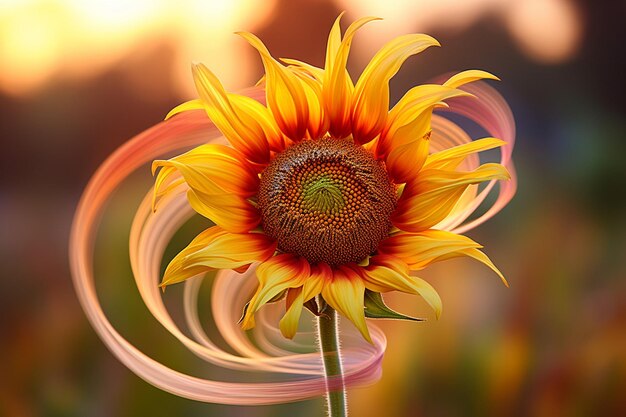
[1, 0, 625, 416]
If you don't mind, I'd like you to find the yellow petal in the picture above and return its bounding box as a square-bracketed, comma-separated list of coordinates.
[322, 266, 371, 343]
[165, 99, 204, 120]
[384, 122, 431, 183]
[281, 58, 324, 82]
[378, 229, 482, 270]
[438, 247, 508, 287]
[279, 287, 304, 339]
[160, 227, 276, 288]
[376, 70, 490, 157]
[377, 84, 471, 159]
[304, 263, 330, 300]
[362, 256, 442, 318]
[418, 163, 510, 191]
[152, 144, 259, 205]
[324, 13, 344, 71]
[323, 16, 380, 139]
[387, 85, 471, 132]
[151, 164, 185, 212]
[352, 34, 440, 145]
[443, 69, 499, 89]
[183, 231, 276, 271]
[464, 248, 508, 286]
[228, 93, 285, 153]
[278, 264, 328, 339]
[424, 137, 506, 170]
[238, 32, 309, 141]
[392, 163, 510, 232]
[187, 189, 260, 233]
[241, 255, 310, 330]
[380, 230, 508, 286]
[160, 227, 223, 288]
[291, 69, 328, 140]
[192, 63, 270, 164]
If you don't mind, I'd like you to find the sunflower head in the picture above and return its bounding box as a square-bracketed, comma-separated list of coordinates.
[258, 137, 397, 266]
[153, 15, 511, 343]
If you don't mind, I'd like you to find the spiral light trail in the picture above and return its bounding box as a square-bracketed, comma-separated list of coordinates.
[69, 83, 515, 404]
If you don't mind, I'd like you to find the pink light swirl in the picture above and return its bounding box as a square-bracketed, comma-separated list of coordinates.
[69, 81, 514, 405]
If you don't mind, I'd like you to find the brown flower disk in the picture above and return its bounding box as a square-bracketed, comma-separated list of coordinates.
[258, 138, 397, 265]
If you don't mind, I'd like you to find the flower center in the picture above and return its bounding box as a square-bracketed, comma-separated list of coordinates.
[258, 138, 397, 266]
[302, 176, 345, 213]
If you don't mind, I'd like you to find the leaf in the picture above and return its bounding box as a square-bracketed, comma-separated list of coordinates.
[364, 289, 425, 321]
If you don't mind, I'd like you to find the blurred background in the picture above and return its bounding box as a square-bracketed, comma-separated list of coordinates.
[1, 0, 625, 416]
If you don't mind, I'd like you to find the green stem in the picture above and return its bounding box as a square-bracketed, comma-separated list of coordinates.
[317, 302, 347, 417]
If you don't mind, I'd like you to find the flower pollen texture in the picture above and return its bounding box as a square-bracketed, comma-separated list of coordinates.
[258, 138, 397, 266]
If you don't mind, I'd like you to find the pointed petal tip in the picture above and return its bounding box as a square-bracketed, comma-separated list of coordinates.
[280, 330, 296, 340]
[278, 320, 297, 339]
[498, 166, 512, 181]
[353, 317, 373, 344]
[430, 296, 443, 320]
[427, 35, 441, 47]
[190, 62, 202, 77]
[190, 62, 212, 80]
[491, 138, 507, 146]
[417, 278, 443, 319]
[473, 70, 500, 81]
[236, 31, 261, 46]
[234, 31, 253, 45]
[240, 315, 255, 331]
[444, 89, 476, 102]
[151, 160, 163, 176]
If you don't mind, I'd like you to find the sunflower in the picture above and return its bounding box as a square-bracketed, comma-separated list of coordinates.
[152, 15, 510, 343]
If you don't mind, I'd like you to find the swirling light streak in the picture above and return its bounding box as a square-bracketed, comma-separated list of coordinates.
[69, 82, 515, 405]
[434, 81, 517, 233]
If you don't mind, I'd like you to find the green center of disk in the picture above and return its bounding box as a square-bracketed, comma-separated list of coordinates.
[302, 176, 345, 214]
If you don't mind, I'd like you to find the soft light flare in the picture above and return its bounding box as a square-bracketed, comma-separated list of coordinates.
[0, 0, 276, 97]
[506, 0, 582, 64]
[336, 0, 582, 64]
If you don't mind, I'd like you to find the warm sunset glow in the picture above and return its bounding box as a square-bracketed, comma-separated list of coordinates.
[506, 0, 582, 64]
[0, 0, 582, 97]
[337, 0, 582, 64]
[0, 10, 62, 95]
[0, 0, 276, 97]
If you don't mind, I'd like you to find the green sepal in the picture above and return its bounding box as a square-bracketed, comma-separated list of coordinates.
[364, 289, 425, 321]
